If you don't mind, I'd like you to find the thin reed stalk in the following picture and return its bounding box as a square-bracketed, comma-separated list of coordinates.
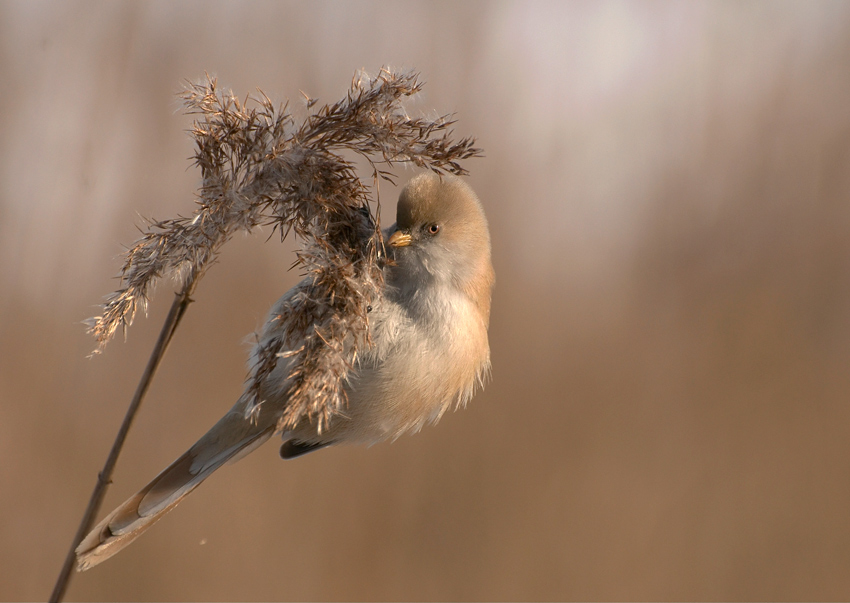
[50, 288, 194, 602]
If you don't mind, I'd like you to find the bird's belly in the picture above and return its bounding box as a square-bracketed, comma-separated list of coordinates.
[289, 339, 480, 445]
[287, 290, 488, 445]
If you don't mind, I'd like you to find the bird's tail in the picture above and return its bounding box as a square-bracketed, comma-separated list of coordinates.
[75, 410, 274, 571]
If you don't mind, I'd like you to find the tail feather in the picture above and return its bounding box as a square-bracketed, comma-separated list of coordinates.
[75, 425, 273, 571]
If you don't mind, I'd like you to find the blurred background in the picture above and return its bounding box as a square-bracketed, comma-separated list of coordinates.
[3, 0, 850, 600]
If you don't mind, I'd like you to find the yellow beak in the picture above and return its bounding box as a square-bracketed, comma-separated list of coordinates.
[388, 230, 412, 247]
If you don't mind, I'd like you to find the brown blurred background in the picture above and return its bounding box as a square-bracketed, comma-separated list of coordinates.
[3, 1, 850, 600]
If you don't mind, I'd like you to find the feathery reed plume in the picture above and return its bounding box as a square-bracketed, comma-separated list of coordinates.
[87, 67, 480, 430]
[51, 68, 481, 602]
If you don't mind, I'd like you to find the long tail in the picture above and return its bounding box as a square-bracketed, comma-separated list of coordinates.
[75, 409, 275, 571]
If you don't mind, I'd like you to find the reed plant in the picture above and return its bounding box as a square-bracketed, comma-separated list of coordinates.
[50, 67, 481, 601]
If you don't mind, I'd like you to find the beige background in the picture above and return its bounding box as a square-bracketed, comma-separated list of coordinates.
[3, 1, 850, 600]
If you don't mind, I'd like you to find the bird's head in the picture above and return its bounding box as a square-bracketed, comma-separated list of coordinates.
[387, 172, 494, 319]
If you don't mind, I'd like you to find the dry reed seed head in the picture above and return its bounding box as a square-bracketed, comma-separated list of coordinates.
[86, 67, 482, 428]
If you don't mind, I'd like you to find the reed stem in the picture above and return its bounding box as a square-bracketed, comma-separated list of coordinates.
[50, 288, 194, 602]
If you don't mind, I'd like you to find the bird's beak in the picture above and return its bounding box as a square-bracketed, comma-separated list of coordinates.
[388, 230, 412, 247]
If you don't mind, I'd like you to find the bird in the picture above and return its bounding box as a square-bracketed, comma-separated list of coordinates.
[75, 172, 494, 570]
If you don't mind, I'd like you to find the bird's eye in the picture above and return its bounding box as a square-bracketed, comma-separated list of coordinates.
[427, 224, 440, 235]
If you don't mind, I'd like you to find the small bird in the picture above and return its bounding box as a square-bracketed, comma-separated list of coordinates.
[76, 172, 494, 570]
